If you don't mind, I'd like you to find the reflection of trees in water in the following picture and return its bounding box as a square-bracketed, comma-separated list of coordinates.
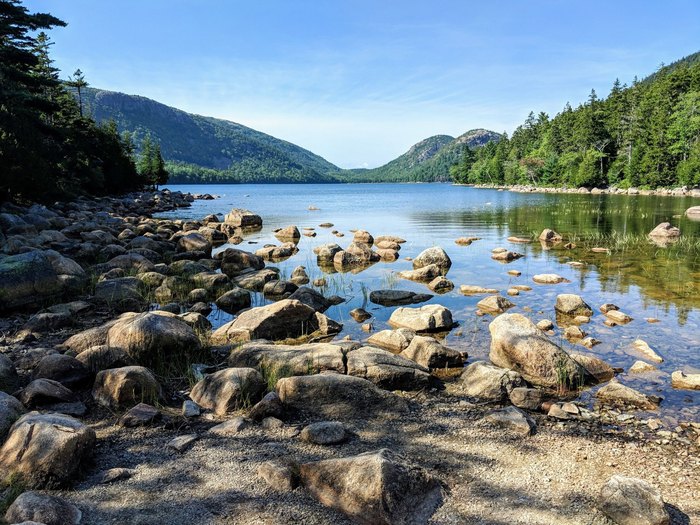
[409, 193, 699, 319]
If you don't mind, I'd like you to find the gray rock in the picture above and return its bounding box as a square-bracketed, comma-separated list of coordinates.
[509, 387, 545, 410]
[19, 379, 76, 408]
[412, 246, 452, 274]
[209, 416, 248, 435]
[460, 361, 525, 401]
[228, 342, 346, 376]
[0, 353, 19, 393]
[648, 222, 680, 239]
[300, 421, 347, 445]
[369, 289, 433, 307]
[224, 208, 262, 228]
[481, 406, 536, 436]
[92, 366, 161, 409]
[288, 286, 332, 312]
[389, 304, 453, 332]
[215, 287, 251, 314]
[595, 381, 659, 410]
[167, 433, 198, 453]
[366, 328, 415, 353]
[598, 475, 669, 525]
[258, 460, 298, 492]
[400, 335, 464, 369]
[118, 402, 160, 427]
[5, 491, 82, 525]
[346, 346, 431, 390]
[190, 368, 265, 415]
[0, 391, 25, 440]
[32, 354, 91, 390]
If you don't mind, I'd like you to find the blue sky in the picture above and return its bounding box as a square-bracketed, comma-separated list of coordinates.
[26, 0, 700, 169]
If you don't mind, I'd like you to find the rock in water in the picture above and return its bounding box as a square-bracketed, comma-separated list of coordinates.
[389, 304, 453, 332]
[4, 491, 82, 525]
[412, 246, 452, 274]
[597, 475, 669, 525]
[671, 370, 700, 390]
[489, 313, 585, 388]
[400, 335, 464, 369]
[299, 449, 444, 525]
[555, 294, 593, 316]
[595, 381, 659, 410]
[476, 294, 515, 314]
[224, 208, 262, 228]
[648, 222, 680, 239]
[0, 412, 96, 488]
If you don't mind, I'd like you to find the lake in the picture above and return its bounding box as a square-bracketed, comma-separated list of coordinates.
[159, 183, 700, 424]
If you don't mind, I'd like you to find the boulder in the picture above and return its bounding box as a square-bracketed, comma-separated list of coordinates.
[224, 208, 262, 228]
[4, 491, 82, 525]
[480, 406, 536, 436]
[300, 421, 347, 445]
[276, 373, 409, 419]
[215, 287, 251, 314]
[288, 286, 332, 312]
[427, 276, 454, 293]
[0, 391, 25, 440]
[570, 353, 614, 382]
[274, 225, 301, 241]
[232, 268, 280, 291]
[177, 232, 212, 256]
[258, 460, 299, 492]
[190, 368, 265, 415]
[0, 353, 19, 393]
[398, 264, 442, 282]
[92, 366, 161, 408]
[538, 229, 563, 242]
[313, 243, 343, 262]
[595, 381, 659, 410]
[210, 299, 341, 344]
[290, 265, 309, 285]
[670, 370, 700, 390]
[94, 277, 144, 309]
[509, 387, 545, 410]
[32, 354, 92, 390]
[18, 379, 76, 408]
[648, 222, 680, 239]
[255, 243, 298, 260]
[248, 391, 284, 422]
[300, 449, 444, 525]
[263, 280, 298, 297]
[555, 294, 593, 316]
[353, 230, 374, 244]
[460, 361, 525, 401]
[489, 313, 585, 388]
[346, 346, 431, 390]
[477, 295, 515, 314]
[62, 320, 120, 354]
[412, 246, 451, 274]
[400, 335, 464, 369]
[228, 342, 346, 376]
[369, 289, 433, 307]
[629, 360, 657, 374]
[218, 248, 265, 276]
[0, 412, 95, 488]
[366, 328, 415, 353]
[685, 206, 700, 219]
[598, 475, 669, 525]
[389, 304, 453, 332]
[118, 402, 160, 427]
[0, 250, 86, 311]
[105, 312, 202, 368]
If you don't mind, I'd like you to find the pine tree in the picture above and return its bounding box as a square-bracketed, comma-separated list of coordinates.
[68, 68, 88, 117]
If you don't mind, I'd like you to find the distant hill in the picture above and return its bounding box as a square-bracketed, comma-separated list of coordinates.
[80, 87, 499, 184]
[80, 88, 340, 183]
[338, 129, 501, 182]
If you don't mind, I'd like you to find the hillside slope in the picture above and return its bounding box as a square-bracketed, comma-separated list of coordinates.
[81, 88, 340, 183]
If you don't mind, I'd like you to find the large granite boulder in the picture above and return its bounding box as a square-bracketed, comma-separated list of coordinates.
[346, 346, 431, 390]
[0, 391, 25, 441]
[228, 342, 346, 376]
[0, 412, 95, 488]
[400, 335, 464, 369]
[300, 449, 444, 525]
[92, 366, 161, 408]
[488, 313, 585, 388]
[224, 208, 262, 228]
[4, 491, 82, 525]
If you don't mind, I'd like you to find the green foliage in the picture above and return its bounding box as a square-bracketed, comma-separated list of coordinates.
[449, 51, 700, 189]
[0, 0, 143, 202]
[137, 134, 169, 187]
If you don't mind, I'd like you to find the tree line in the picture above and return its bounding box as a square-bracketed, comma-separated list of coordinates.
[0, 0, 167, 202]
[451, 54, 700, 188]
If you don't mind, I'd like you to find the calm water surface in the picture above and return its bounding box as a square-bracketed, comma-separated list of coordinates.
[160, 184, 700, 423]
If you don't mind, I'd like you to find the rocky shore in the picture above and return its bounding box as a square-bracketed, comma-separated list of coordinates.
[469, 183, 700, 198]
[0, 190, 698, 525]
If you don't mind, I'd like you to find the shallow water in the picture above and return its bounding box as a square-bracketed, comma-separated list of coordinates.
[159, 183, 700, 423]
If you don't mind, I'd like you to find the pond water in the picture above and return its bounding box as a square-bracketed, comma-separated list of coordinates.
[160, 183, 700, 424]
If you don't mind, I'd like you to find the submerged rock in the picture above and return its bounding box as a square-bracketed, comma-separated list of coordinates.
[369, 289, 432, 307]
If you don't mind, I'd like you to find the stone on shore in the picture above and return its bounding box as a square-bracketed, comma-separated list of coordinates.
[228, 342, 346, 376]
[299, 449, 444, 525]
[389, 304, 453, 332]
[480, 406, 536, 436]
[300, 421, 347, 445]
[190, 368, 265, 415]
[366, 328, 415, 353]
[92, 366, 161, 408]
[218, 248, 265, 276]
[596, 381, 659, 410]
[0, 391, 25, 440]
[427, 275, 454, 293]
[597, 475, 669, 525]
[346, 346, 431, 390]
[0, 354, 19, 393]
[460, 361, 525, 401]
[400, 335, 464, 369]
[4, 491, 82, 525]
[0, 412, 96, 488]
[31, 354, 91, 390]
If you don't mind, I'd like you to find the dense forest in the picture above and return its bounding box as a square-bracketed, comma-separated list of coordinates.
[450, 52, 700, 188]
[0, 0, 158, 202]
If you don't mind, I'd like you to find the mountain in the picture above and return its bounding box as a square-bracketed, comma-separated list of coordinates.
[80, 87, 500, 184]
[339, 129, 501, 182]
[80, 88, 340, 183]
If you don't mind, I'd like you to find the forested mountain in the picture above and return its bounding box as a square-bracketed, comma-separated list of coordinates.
[450, 51, 700, 188]
[80, 88, 341, 183]
[339, 129, 501, 182]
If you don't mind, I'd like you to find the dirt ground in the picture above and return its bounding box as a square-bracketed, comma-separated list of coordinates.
[53, 388, 699, 525]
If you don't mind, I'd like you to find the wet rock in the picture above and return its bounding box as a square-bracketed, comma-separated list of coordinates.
[460, 285, 499, 295]
[648, 222, 680, 239]
[290, 266, 310, 285]
[555, 294, 593, 316]
[92, 366, 161, 408]
[685, 206, 700, 219]
[489, 313, 585, 388]
[190, 368, 265, 415]
[671, 370, 700, 390]
[532, 273, 570, 284]
[0, 354, 19, 393]
[413, 246, 451, 274]
[106, 312, 202, 368]
[400, 335, 464, 369]
[350, 308, 371, 322]
[605, 309, 633, 324]
[0, 391, 25, 440]
[313, 243, 343, 262]
[215, 287, 251, 314]
[460, 361, 525, 401]
[228, 342, 346, 376]
[490, 250, 523, 262]
[262, 279, 298, 298]
[596, 381, 659, 410]
[276, 373, 409, 420]
[427, 275, 454, 293]
[118, 402, 161, 427]
[538, 228, 563, 242]
[481, 406, 536, 436]
[300, 421, 347, 445]
[509, 387, 545, 410]
[0, 412, 95, 488]
[598, 475, 669, 525]
[191, 271, 230, 292]
[366, 328, 415, 353]
[389, 304, 453, 332]
[211, 299, 341, 344]
[631, 339, 663, 363]
[570, 353, 614, 382]
[346, 346, 431, 390]
[477, 294, 515, 314]
[5, 491, 82, 525]
[224, 208, 262, 228]
[299, 449, 444, 525]
[353, 230, 374, 244]
[233, 268, 280, 291]
[369, 289, 432, 307]
[398, 263, 442, 282]
[32, 354, 92, 390]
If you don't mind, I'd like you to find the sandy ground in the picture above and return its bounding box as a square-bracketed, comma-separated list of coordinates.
[50, 387, 699, 525]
